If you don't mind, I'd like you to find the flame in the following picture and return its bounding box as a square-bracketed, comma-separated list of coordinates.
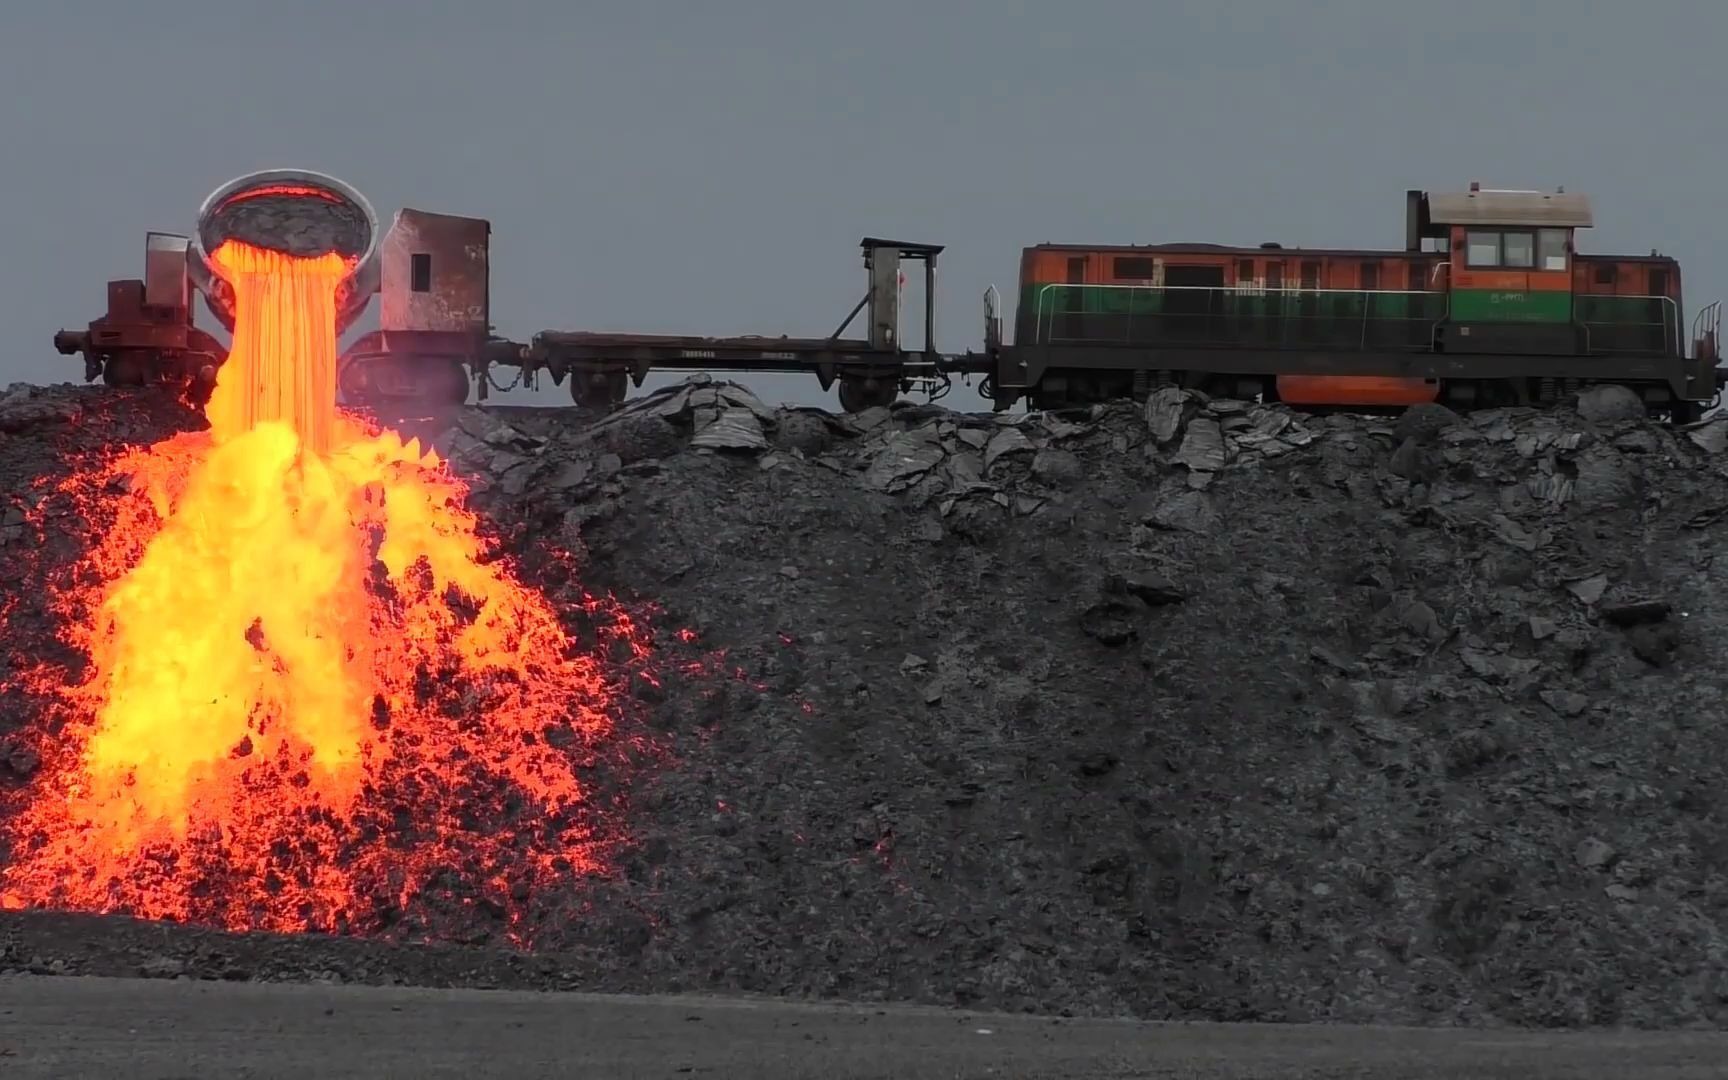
[0, 239, 633, 936]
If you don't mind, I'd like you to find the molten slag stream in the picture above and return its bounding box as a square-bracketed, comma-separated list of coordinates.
[0, 240, 627, 936]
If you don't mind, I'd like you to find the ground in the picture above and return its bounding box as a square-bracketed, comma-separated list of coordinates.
[8, 974, 1728, 1080]
[3, 376, 1728, 1030]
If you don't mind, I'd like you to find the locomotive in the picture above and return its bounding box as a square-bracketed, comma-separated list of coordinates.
[54, 174, 1725, 422]
[981, 185, 1723, 421]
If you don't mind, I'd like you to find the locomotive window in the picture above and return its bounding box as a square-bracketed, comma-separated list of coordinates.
[1502, 232, 1535, 268]
[1594, 263, 1617, 285]
[1538, 228, 1569, 271]
[1113, 257, 1156, 280]
[410, 253, 432, 292]
[1466, 231, 1502, 267]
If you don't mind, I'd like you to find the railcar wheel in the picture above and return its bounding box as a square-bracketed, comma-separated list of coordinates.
[838, 375, 897, 412]
[337, 355, 378, 409]
[184, 355, 221, 407]
[569, 370, 629, 410]
[434, 361, 471, 407]
[102, 352, 147, 387]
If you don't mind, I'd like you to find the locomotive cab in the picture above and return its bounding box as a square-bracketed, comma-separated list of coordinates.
[1409, 184, 1591, 356]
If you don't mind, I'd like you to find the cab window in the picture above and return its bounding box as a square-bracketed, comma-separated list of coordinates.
[1502, 232, 1534, 268]
[1466, 231, 1501, 267]
[1464, 228, 1555, 270]
[1538, 228, 1569, 271]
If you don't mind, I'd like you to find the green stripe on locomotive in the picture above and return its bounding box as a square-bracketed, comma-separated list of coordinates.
[1017, 284, 1447, 341]
[1448, 289, 1572, 323]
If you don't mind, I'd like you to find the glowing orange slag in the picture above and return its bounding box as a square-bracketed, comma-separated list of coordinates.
[0, 238, 630, 937]
[204, 241, 347, 453]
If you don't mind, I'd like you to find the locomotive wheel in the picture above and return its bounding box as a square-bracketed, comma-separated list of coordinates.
[837, 375, 897, 413]
[569, 370, 629, 410]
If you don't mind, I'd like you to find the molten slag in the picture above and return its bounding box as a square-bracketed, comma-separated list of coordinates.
[0, 240, 627, 937]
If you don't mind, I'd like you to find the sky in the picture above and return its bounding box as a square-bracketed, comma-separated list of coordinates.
[1, 0, 1723, 412]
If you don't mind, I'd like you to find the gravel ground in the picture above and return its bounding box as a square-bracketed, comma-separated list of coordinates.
[3, 376, 1728, 1029]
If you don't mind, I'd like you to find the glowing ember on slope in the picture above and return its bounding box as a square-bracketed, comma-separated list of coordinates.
[0, 239, 640, 937]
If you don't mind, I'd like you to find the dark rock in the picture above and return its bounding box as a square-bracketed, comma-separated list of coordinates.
[1392, 402, 1462, 444]
[1628, 623, 1680, 667]
[1599, 599, 1671, 627]
[1575, 384, 1647, 424]
[1538, 689, 1590, 718]
[1031, 448, 1084, 487]
[1078, 600, 1139, 645]
[1104, 572, 1187, 607]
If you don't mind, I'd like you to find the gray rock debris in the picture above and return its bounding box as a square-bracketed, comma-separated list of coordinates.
[1575, 384, 1647, 424]
[0, 384, 81, 434]
[690, 408, 768, 452]
[6, 376, 1728, 1029]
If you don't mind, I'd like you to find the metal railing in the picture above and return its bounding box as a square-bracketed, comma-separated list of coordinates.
[1575, 294, 1681, 357]
[1692, 299, 1721, 361]
[1029, 282, 1449, 352]
[1028, 282, 1686, 358]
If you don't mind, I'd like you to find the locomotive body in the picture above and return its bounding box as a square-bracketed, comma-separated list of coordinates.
[987, 187, 1719, 420]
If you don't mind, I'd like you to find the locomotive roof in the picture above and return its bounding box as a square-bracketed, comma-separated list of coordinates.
[1426, 189, 1593, 228]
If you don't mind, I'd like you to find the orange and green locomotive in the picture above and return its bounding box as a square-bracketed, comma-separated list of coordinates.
[982, 186, 1723, 420]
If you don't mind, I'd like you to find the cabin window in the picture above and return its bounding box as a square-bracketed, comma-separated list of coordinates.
[1502, 232, 1534, 269]
[410, 253, 432, 292]
[1465, 231, 1501, 267]
[1465, 229, 1553, 269]
[1594, 263, 1617, 286]
[1538, 229, 1569, 271]
[1359, 262, 1380, 290]
[1113, 257, 1155, 280]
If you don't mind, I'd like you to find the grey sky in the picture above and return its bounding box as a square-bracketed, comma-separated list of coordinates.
[2, 1, 1721, 412]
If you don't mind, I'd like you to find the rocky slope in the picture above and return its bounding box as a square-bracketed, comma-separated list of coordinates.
[4, 376, 1728, 1029]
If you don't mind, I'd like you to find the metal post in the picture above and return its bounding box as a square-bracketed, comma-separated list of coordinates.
[868, 246, 901, 351]
[924, 253, 936, 353]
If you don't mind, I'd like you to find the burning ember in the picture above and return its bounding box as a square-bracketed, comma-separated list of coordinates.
[0, 238, 640, 938]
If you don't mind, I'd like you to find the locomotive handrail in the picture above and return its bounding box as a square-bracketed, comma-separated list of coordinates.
[1574, 293, 1682, 357]
[1034, 282, 1685, 357]
[1030, 282, 1448, 347]
[1691, 299, 1721, 360]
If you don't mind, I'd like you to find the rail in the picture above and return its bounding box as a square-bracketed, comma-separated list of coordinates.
[1575, 294, 1682, 357]
[1030, 282, 1448, 352]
